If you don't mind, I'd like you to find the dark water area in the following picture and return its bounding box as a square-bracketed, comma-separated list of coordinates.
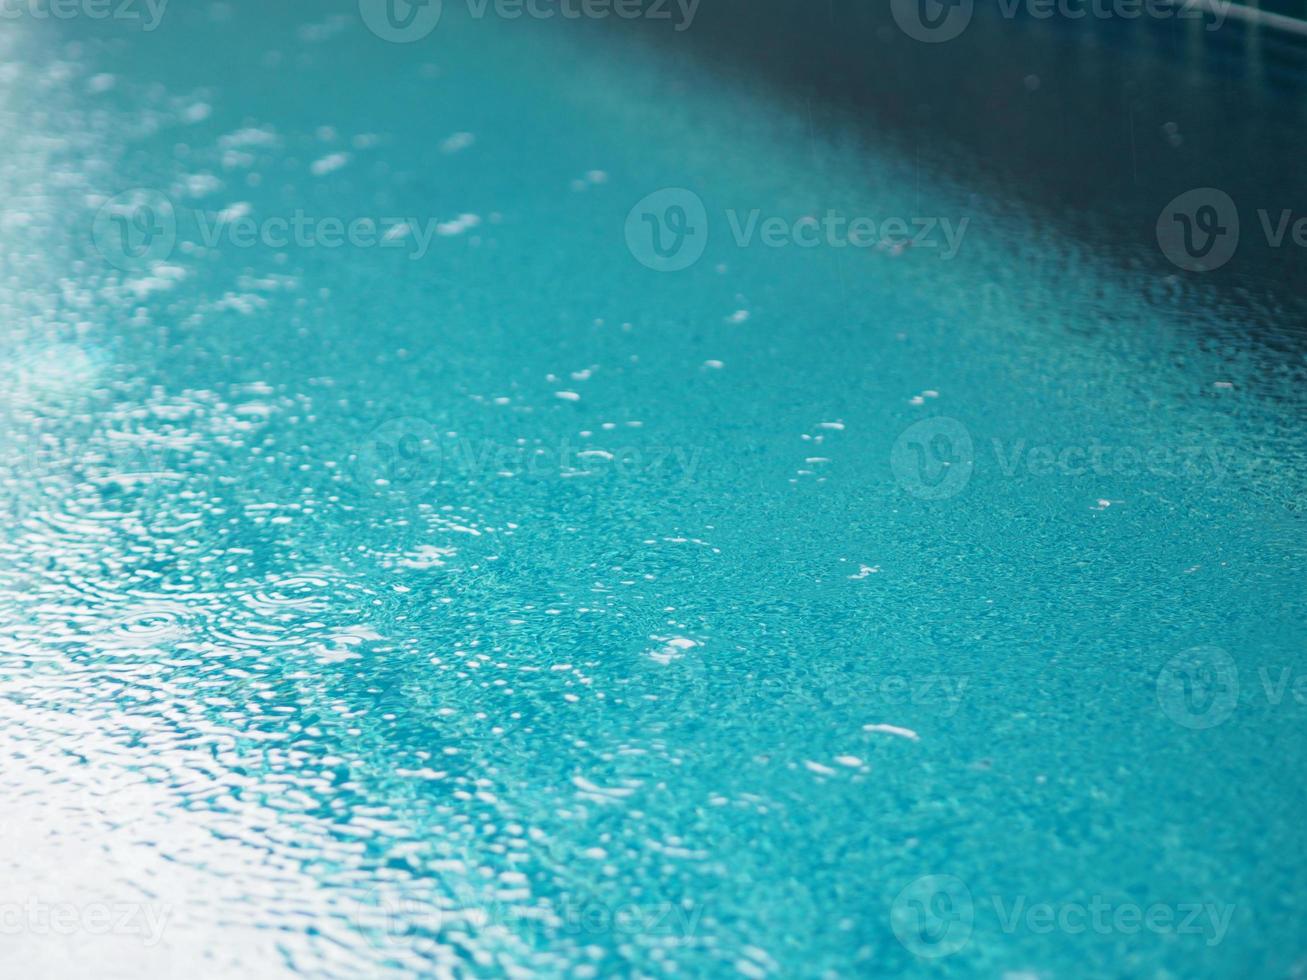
[621, 0, 1307, 348]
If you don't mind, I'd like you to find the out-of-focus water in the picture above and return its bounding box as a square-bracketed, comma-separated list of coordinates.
[0, 3, 1304, 978]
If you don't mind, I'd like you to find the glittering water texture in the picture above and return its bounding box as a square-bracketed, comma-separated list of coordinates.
[1, 4, 1305, 979]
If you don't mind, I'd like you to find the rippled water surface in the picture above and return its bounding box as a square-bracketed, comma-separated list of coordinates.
[1, 3, 1305, 978]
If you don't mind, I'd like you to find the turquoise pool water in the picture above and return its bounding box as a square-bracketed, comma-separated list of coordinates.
[1, 3, 1305, 977]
